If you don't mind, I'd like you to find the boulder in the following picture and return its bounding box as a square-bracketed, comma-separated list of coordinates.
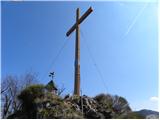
[85, 108, 104, 119]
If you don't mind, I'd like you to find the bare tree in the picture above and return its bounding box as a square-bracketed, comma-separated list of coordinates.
[22, 72, 38, 88]
[1, 72, 38, 118]
[1, 76, 18, 118]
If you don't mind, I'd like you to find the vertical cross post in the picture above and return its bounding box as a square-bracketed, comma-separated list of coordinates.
[74, 8, 80, 95]
[66, 7, 93, 96]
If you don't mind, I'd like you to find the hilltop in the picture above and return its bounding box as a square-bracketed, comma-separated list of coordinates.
[136, 109, 159, 119]
[6, 82, 149, 119]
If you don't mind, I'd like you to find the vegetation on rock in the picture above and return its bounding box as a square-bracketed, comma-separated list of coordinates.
[1, 74, 147, 119]
[6, 83, 144, 119]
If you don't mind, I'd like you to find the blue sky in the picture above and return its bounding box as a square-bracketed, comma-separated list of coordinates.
[1, 1, 158, 111]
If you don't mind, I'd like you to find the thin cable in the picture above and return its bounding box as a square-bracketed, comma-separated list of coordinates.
[80, 29, 108, 93]
[41, 36, 71, 82]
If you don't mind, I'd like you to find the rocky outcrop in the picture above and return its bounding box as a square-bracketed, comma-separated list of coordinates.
[63, 94, 131, 119]
[7, 85, 135, 119]
[64, 95, 106, 118]
[8, 93, 133, 119]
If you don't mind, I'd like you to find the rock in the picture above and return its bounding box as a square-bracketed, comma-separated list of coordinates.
[71, 103, 81, 111]
[64, 94, 70, 100]
[7, 88, 134, 119]
[85, 108, 104, 119]
[46, 103, 50, 108]
[83, 97, 91, 109]
[101, 110, 112, 118]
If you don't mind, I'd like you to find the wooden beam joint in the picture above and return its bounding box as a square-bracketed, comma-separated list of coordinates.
[66, 7, 93, 37]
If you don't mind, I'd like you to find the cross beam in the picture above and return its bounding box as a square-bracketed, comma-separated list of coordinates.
[66, 7, 93, 96]
[66, 7, 93, 36]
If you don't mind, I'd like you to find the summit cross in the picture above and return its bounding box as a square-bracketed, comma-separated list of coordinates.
[66, 7, 93, 96]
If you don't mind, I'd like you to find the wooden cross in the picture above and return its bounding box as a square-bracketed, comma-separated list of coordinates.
[66, 7, 93, 96]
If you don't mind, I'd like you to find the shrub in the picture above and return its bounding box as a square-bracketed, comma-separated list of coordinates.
[112, 95, 131, 114]
[94, 93, 131, 115]
[18, 84, 45, 103]
[17, 84, 45, 118]
[94, 93, 113, 108]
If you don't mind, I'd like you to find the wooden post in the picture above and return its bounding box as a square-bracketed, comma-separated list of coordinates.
[66, 7, 93, 96]
[74, 8, 80, 95]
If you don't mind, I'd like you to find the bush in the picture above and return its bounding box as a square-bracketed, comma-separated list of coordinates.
[16, 84, 82, 119]
[94, 93, 131, 115]
[112, 95, 131, 114]
[18, 84, 45, 103]
[94, 93, 113, 108]
[17, 84, 45, 118]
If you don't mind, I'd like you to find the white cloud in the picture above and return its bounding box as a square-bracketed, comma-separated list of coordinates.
[130, 97, 159, 111]
[150, 96, 159, 102]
